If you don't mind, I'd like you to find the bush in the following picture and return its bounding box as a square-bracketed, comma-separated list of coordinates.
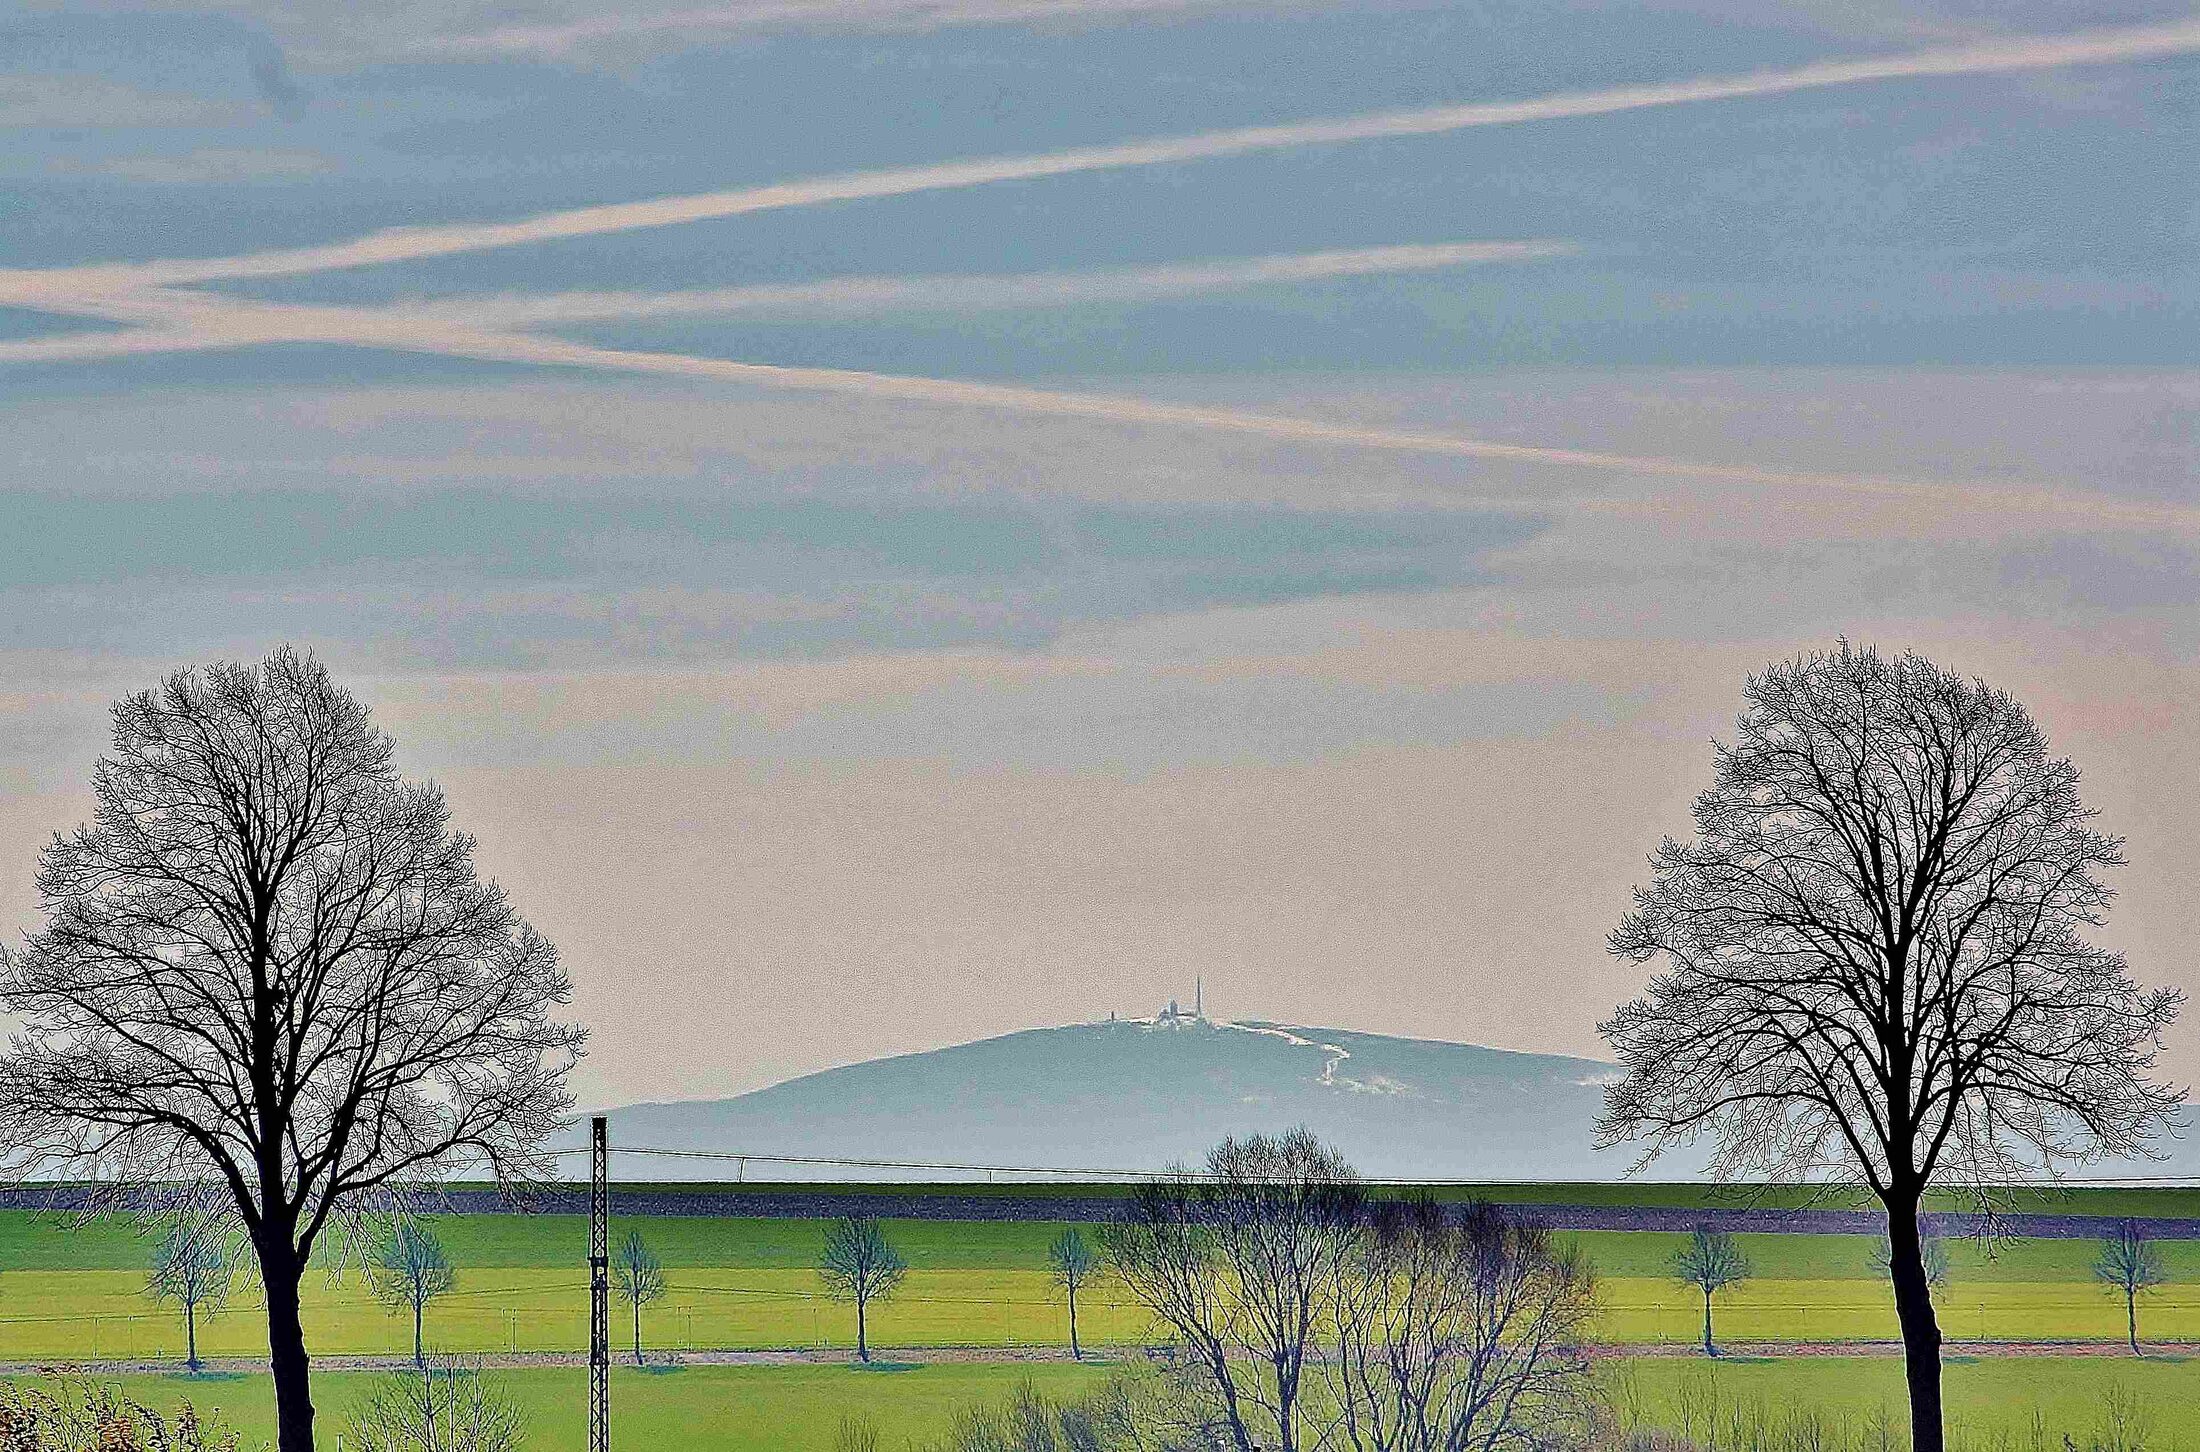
[343, 1358, 526, 1452]
[0, 1379, 236, 1452]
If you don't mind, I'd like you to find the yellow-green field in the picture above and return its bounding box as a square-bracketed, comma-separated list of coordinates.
[17, 1217, 2200, 1362]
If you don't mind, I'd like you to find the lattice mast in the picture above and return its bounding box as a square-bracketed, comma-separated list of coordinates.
[589, 1115, 610, 1452]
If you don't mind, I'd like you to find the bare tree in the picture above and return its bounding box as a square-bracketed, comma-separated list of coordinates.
[1105, 1128, 1364, 1452]
[1670, 1228, 1750, 1357]
[2093, 1219, 2168, 1355]
[612, 1228, 669, 1365]
[1870, 1228, 1949, 1290]
[1598, 643, 2184, 1452]
[1325, 1197, 1599, 1452]
[819, 1215, 907, 1363]
[0, 648, 585, 1452]
[1048, 1226, 1101, 1361]
[146, 1209, 236, 1371]
[370, 1219, 457, 1368]
[346, 1357, 526, 1452]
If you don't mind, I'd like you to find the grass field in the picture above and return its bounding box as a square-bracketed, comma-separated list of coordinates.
[11, 1210, 2200, 1362]
[24, 1356, 2200, 1452]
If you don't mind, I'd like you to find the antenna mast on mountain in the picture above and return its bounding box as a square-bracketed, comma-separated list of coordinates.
[1196, 977, 1203, 1020]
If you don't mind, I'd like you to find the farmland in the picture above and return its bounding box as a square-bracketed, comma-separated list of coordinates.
[12, 1194, 2200, 1364]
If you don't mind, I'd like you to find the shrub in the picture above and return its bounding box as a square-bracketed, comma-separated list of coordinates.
[0, 1379, 236, 1452]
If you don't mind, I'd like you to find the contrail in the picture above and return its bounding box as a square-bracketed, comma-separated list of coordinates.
[443, 0, 1275, 57]
[16, 287, 2198, 537]
[404, 241, 1572, 327]
[3, 17, 2192, 295]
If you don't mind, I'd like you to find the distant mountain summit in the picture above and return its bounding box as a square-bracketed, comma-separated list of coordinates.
[590, 1015, 1709, 1182]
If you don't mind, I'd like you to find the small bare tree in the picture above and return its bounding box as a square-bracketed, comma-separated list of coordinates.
[1105, 1128, 1364, 1452]
[1599, 643, 2184, 1452]
[370, 1220, 457, 1368]
[147, 1211, 236, 1371]
[2093, 1220, 2168, 1356]
[1871, 1229, 1949, 1290]
[0, 648, 585, 1452]
[1048, 1226, 1101, 1361]
[345, 1357, 526, 1452]
[1326, 1197, 1599, 1452]
[612, 1229, 668, 1365]
[1670, 1228, 1750, 1357]
[819, 1215, 907, 1363]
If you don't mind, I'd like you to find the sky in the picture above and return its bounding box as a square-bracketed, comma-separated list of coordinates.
[1, 0, 2196, 1111]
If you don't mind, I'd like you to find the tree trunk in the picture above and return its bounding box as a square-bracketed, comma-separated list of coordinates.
[1702, 1289, 1714, 1357]
[857, 1296, 869, 1363]
[414, 1298, 425, 1368]
[1882, 1196, 1945, 1452]
[260, 1242, 317, 1452]
[186, 1300, 198, 1371]
[634, 1300, 643, 1366]
[1068, 1284, 1080, 1361]
[2127, 1289, 2139, 1356]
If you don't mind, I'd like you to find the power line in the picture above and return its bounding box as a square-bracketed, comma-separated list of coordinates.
[526, 1142, 2200, 1188]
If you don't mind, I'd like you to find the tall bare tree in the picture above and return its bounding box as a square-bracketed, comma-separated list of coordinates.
[1047, 1226, 1101, 1361]
[1669, 1228, 1749, 1357]
[1105, 1128, 1364, 1452]
[146, 1209, 237, 1371]
[0, 648, 585, 1452]
[370, 1219, 457, 1368]
[1599, 642, 2184, 1452]
[1325, 1197, 1599, 1452]
[2093, 1219, 2168, 1356]
[819, 1215, 906, 1363]
[612, 1228, 669, 1365]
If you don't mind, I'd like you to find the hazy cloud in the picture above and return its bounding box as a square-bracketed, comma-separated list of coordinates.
[0, 74, 256, 129]
[60, 147, 332, 184]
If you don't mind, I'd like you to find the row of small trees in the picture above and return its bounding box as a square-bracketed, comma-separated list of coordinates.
[1674, 1221, 2172, 1359]
[816, 1213, 1104, 1363]
[144, 1217, 669, 1370]
[137, 1203, 2180, 1373]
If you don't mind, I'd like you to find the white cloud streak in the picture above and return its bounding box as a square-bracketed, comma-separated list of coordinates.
[408, 241, 1571, 326]
[13, 286, 2200, 537]
[3, 17, 2192, 296]
[440, 0, 1321, 57]
[4, 18, 2193, 538]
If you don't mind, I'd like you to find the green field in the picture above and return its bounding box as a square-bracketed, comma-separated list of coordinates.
[22, 1357, 2200, 1452]
[10, 1209, 2200, 1362]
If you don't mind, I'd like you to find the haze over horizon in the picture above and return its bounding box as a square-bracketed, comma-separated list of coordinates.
[3, 0, 2196, 1113]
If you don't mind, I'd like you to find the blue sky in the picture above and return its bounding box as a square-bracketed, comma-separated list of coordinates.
[2, 0, 2196, 1103]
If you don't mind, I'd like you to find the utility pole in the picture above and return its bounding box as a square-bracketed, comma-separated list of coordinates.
[590, 1115, 610, 1452]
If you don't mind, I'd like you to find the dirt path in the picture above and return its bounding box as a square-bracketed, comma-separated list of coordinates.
[14, 1340, 2193, 1378]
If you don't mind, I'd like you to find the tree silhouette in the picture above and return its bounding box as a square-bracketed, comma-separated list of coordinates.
[1105, 1129, 1364, 1452]
[370, 1220, 456, 1368]
[1600, 643, 2182, 1452]
[2093, 1219, 2168, 1355]
[1047, 1226, 1100, 1361]
[819, 1216, 906, 1363]
[1671, 1228, 1750, 1356]
[612, 1230, 668, 1365]
[0, 649, 584, 1452]
[147, 1210, 235, 1371]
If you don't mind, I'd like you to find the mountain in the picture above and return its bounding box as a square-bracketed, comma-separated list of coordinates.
[584, 1014, 1712, 1182]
